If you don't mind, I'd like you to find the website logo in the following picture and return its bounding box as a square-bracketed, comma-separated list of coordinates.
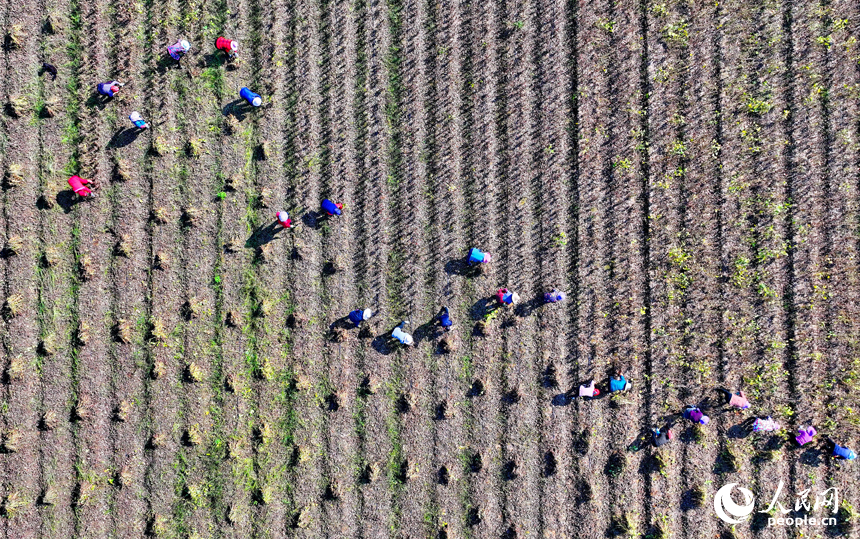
[714, 483, 755, 524]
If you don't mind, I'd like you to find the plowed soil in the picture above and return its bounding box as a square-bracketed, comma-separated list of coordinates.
[1, 0, 859, 538]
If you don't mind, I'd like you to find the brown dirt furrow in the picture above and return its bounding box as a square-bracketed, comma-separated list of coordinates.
[250, 0, 297, 534]
[529, 0, 577, 534]
[593, 0, 652, 537]
[277, 0, 333, 530]
[455, 0, 509, 534]
[571, 0, 628, 535]
[216, 0, 263, 535]
[139, 0, 184, 531]
[106, 0, 154, 537]
[783, 0, 831, 503]
[67, 0, 121, 533]
[823, 0, 860, 494]
[32, 0, 78, 535]
[394, 0, 436, 531]
[496, 0, 545, 532]
[169, 1, 222, 536]
[0, 0, 45, 537]
[672, 2, 730, 538]
[345, 0, 400, 531]
[421, 0, 473, 534]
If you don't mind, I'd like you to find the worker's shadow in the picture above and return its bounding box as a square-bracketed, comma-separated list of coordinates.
[370, 334, 396, 355]
[514, 296, 543, 318]
[56, 190, 87, 214]
[626, 428, 652, 453]
[726, 422, 752, 440]
[470, 297, 499, 320]
[412, 320, 442, 345]
[85, 93, 111, 110]
[302, 211, 329, 230]
[445, 259, 484, 278]
[223, 99, 256, 122]
[107, 127, 142, 149]
[156, 55, 184, 74]
[245, 221, 284, 249]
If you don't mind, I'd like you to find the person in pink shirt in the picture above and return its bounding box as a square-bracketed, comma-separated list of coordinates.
[716, 387, 750, 409]
[68, 175, 96, 197]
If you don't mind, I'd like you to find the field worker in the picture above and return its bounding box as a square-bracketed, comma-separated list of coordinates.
[468, 247, 491, 265]
[609, 370, 630, 392]
[496, 288, 520, 305]
[831, 441, 857, 460]
[240, 87, 262, 107]
[796, 426, 817, 446]
[438, 306, 453, 329]
[652, 425, 674, 447]
[276, 211, 294, 229]
[752, 416, 781, 433]
[683, 405, 710, 426]
[215, 36, 239, 57]
[348, 308, 372, 328]
[544, 289, 566, 303]
[578, 379, 600, 398]
[167, 39, 191, 60]
[97, 80, 125, 97]
[129, 111, 149, 129]
[321, 198, 343, 216]
[68, 175, 96, 197]
[391, 321, 414, 346]
[716, 387, 750, 409]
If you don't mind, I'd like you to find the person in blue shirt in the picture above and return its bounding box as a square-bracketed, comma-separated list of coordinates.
[829, 439, 857, 460]
[468, 248, 491, 265]
[348, 309, 372, 328]
[438, 306, 452, 330]
[321, 198, 343, 217]
[609, 370, 630, 392]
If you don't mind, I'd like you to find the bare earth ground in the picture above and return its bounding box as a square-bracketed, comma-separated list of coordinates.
[1, 0, 860, 538]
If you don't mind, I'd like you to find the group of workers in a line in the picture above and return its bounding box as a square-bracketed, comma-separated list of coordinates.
[640, 387, 856, 460]
[340, 246, 567, 346]
[71, 37, 263, 197]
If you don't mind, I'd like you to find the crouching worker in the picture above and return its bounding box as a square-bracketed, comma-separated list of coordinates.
[321, 198, 343, 217]
[348, 309, 372, 328]
[652, 424, 674, 447]
[129, 111, 149, 129]
[716, 387, 750, 410]
[796, 426, 817, 446]
[609, 370, 630, 392]
[683, 405, 710, 426]
[830, 440, 857, 460]
[276, 211, 294, 229]
[438, 306, 453, 330]
[752, 416, 781, 433]
[544, 289, 566, 303]
[68, 175, 96, 197]
[391, 321, 414, 346]
[578, 379, 600, 399]
[216, 37, 239, 58]
[167, 39, 191, 61]
[496, 288, 520, 306]
[468, 247, 491, 265]
[97, 80, 125, 98]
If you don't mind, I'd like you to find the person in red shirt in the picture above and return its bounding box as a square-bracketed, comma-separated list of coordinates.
[276, 211, 294, 229]
[68, 175, 97, 197]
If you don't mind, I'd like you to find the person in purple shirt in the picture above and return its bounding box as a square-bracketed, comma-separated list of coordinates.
[97, 80, 125, 97]
[682, 405, 709, 425]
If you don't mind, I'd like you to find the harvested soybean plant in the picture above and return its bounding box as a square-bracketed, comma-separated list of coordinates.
[0, 0, 859, 537]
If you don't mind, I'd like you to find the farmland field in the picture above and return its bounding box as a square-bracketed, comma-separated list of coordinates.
[1, 0, 860, 537]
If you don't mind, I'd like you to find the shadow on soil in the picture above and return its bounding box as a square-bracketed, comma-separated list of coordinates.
[56, 190, 88, 213]
[107, 127, 143, 149]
